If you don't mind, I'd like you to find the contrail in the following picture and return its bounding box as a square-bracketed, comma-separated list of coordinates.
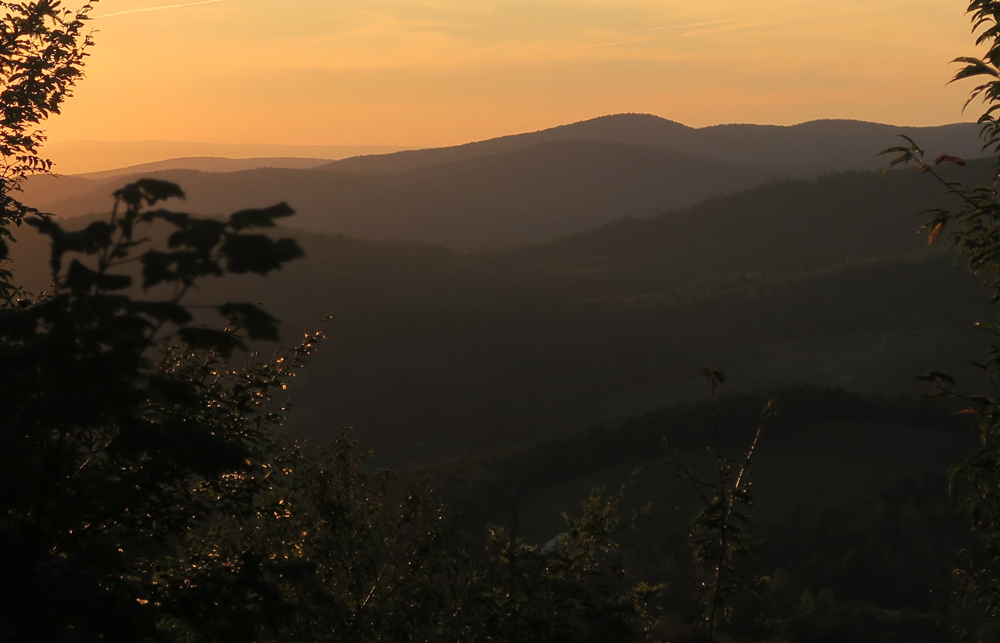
[96, 0, 231, 19]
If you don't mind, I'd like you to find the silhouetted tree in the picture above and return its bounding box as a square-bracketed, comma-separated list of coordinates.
[0, 0, 97, 305]
[882, 1, 1000, 639]
[0, 3, 663, 642]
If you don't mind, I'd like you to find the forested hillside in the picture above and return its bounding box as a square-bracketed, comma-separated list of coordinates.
[10, 162, 991, 462]
[421, 387, 976, 642]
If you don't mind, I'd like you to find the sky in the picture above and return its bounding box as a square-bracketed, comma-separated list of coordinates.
[42, 0, 984, 150]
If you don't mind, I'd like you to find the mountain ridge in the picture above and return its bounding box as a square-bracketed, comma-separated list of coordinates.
[20, 113, 987, 252]
[319, 113, 983, 177]
[29, 139, 763, 250]
[74, 156, 336, 179]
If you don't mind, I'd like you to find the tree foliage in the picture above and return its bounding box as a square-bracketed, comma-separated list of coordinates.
[878, 1, 1000, 640]
[665, 370, 774, 642]
[0, 176, 309, 640]
[0, 0, 96, 306]
[0, 3, 663, 641]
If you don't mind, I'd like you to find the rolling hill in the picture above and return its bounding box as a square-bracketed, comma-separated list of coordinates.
[74, 156, 335, 179]
[320, 114, 983, 178]
[507, 160, 984, 284]
[26, 140, 763, 250]
[18, 114, 985, 251]
[41, 139, 413, 175]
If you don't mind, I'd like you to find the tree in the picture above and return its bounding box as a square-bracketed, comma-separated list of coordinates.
[0, 4, 663, 642]
[881, 1, 1000, 639]
[0, 0, 97, 305]
[665, 369, 774, 642]
[0, 177, 308, 641]
[209, 438, 662, 643]
[0, 177, 661, 641]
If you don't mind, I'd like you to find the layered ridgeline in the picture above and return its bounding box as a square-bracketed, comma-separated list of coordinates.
[20, 115, 983, 250]
[319, 114, 982, 177]
[9, 158, 993, 463]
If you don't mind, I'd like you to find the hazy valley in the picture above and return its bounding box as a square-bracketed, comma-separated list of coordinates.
[11, 114, 992, 464]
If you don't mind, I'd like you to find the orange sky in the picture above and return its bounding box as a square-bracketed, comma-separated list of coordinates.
[42, 0, 984, 150]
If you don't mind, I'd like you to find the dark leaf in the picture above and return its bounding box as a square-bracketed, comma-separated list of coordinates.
[915, 371, 957, 385]
[935, 153, 968, 166]
[168, 219, 225, 254]
[140, 209, 192, 227]
[228, 203, 295, 230]
[141, 249, 175, 289]
[64, 260, 132, 292]
[219, 302, 280, 341]
[146, 375, 200, 405]
[928, 222, 945, 245]
[113, 179, 185, 208]
[177, 326, 245, 357]
[127, 301, 192, 325]
[221, 235, 303, 275]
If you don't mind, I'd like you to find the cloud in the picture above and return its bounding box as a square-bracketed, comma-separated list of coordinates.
[96, 0, 232, 19]
[552, 18, 785, 54]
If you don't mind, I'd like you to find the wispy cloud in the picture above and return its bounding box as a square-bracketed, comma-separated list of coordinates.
[556, 20, 738, 53]
[554, 16, 806, 54]
[96, 0, 232, 19]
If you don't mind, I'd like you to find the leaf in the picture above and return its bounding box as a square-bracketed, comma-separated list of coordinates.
[127, 301, 192, 325]
[889, 153, 914, 168]
[167, 219, 225, 253]
[221, 235, 303, 275]
[915, 371, 957, 385]
[177, 326, 245, 357]
[113, 419, 249, 476]
[113, 179, 185, 208]
[145, 375, 199, 405]
[928, 222, 944, 245]
[140, 249, 175, 289]
[25, 215, 65, 273]
[935, 154, 968, 166]
[64, 260, 132, 293]
[218, 302, 280, 341]
[140, 209, 191, 227]
[950, 57, 1000, 83]
[228, 203, 295, 230]
[878, 146, 914, 156]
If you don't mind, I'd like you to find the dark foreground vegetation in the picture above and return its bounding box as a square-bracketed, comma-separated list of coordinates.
[8, 1, 1000, 642]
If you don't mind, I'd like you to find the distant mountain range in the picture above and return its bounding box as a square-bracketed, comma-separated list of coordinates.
[41, 140, 414, 175]
[20, 114, 985, 251]
[76, 156, 335, 179]
[319, 114, 983, 177]
[26, 140, 761, 250]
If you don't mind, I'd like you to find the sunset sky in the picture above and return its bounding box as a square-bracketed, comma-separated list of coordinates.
[44, 0, 982, 150]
